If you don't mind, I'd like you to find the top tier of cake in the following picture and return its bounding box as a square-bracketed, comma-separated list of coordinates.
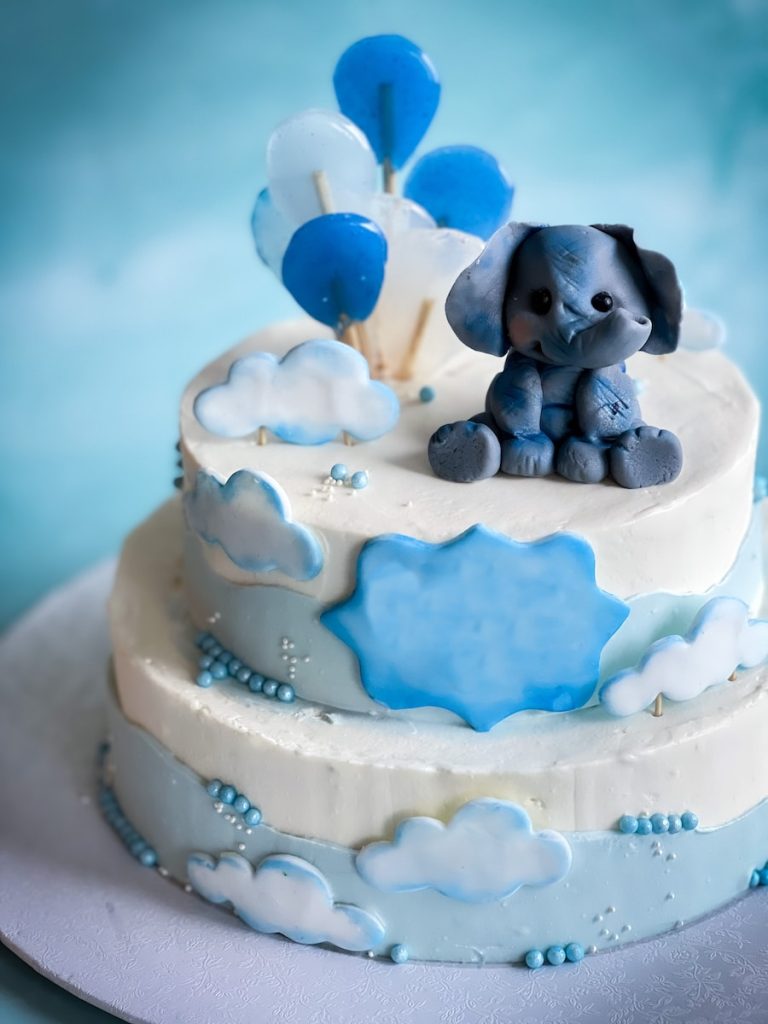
[178, 317, 760, 727]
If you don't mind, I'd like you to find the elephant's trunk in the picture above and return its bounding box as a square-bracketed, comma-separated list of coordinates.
[546, 308, 652, 369]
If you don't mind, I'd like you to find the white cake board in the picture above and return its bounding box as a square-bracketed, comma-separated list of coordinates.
[2, 563, 768, 1024]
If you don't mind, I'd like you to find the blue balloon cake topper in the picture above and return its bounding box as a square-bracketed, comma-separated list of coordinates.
[282, 213, 387, 330]
[428, 222, 685, 489]
[333, 34, 441, 183]
[404, 145, 514, 239]
[321, 524, 628, 731]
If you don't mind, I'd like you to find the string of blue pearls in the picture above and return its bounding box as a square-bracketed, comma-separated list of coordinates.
[618, 811, 698, 835]
[389, 943, 409, 964]
[207, 778, 263, 827]
[525, 942, 584, 969]
[99, 783, 158, 867]
[194, 632, 295, 704]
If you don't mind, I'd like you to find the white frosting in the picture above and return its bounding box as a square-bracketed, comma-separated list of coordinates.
[180, 320, 758, 604]
[111, 500, 768, 847]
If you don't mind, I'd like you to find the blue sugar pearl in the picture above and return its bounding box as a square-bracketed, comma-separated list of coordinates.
[196, 632, 212, 648]
[244, 807, 262, 827]
[196, 670, 214, 688]
[263, 679, 279, 697]
[199, 635, 216, 651]
[525, 949, 544, 970]
[636, 816, 652, 835]
[750, 869, 761, 888]
[651, 813, 669, 834]
[248, 674, 265, 693]
[209, 644, 223, 658]
[390, 944, 409, 964]
[350, 470, 369, 490]
[565, 943, 584, 963]
[199, 654, 214, 670]
[419, 385, 436, 403]
[129, 839, 147, 857]
[210, 662, 228, 680]
[206, 779, 222, 798]
[667, 814, 682, 834]
[219, 785, 237, 805]
[217, 651, 232, 667]
[277, 683, 296, 703]
[233, 795, 250, 814]
[330, 463, 348, 481]
[139, 847, 158, 867]
[759, 868, 768, 887]
[236, 667, 252, 684]
[228, 658, 242, 676]
[546, 946, 566, 966]
[681, 811, 699, 831]
[618, 814, 638, 834]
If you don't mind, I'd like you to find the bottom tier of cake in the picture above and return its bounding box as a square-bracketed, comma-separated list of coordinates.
[105, 681, 768, 965]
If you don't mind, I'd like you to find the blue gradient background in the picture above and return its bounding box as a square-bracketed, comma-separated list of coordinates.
[1, 1, 767, 1018]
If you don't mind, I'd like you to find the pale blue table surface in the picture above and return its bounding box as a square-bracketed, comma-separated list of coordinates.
[1, 0, 767, 1019]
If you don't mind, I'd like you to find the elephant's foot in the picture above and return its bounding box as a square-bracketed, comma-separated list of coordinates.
[610, 426, 683, 488]
[428, 421, 501, 482]
[500, 433, 555, 477]
[556, 436, 609, 484]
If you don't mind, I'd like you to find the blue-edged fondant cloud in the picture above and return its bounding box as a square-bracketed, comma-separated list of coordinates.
[184, 469, 323, 580]
[600, 596, 768, 717]
[355, 799, 571, 902]
[321, 526, 628, 730]
[187, 851, 385, 951]
[194, 339, 399, 444]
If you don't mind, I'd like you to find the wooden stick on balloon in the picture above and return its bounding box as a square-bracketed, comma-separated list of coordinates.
[397, 298, 435, 380]
[379, 83, 396, 195]
[652, 693, 664, 717]
[258, 426, 268, 446]
[311, 171, 369, 361]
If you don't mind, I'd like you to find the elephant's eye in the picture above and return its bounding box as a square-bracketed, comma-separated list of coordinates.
[529, 288, 552, 315]
[591, 292, 614, 312]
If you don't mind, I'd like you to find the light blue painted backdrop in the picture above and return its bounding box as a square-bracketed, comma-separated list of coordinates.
[0, 0, 766, 1016]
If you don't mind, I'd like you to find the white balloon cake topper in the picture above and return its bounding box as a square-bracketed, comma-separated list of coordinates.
[249, 34, 514, 385]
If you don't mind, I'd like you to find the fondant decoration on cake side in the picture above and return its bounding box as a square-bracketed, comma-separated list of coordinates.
[355, 798, 571, 902]
[195, 631, 297, 702]
[404, 145, 513, 239]
[679, 307, 726, 351]
[187, 851, 385, 952]
[185, 470, 323, 581]
[600, 597, 768, 718]
[194, 339, 399, 445]
[333, 34, 440, 191]
[321, 525, 628, 730]
[429, 223, 684, 488]
[282, 214, 387, 335]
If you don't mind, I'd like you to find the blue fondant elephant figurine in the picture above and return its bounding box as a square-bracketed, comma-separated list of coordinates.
[428, 223, 684, 488]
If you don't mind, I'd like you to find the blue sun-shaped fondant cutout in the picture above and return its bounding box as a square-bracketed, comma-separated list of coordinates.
[321, 526, 628, 730]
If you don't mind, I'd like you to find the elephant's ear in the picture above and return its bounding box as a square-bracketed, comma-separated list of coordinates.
[592, 224, 683, 355]
[445, 221, 543, 356]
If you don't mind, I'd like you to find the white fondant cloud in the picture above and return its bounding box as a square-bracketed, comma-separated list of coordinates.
[188, 851, 385, 951]
[184, 469, 323, 580]
[355, 799, 571, 903]
[194, 338, 399, 444]
[600, 596, 768, 717]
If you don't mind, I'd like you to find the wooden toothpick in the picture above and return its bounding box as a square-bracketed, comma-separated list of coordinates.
[378, 83, 396, 194]
[397, 298, 435, 380]
[312, 169, 334, 215]
[258, 426, 268, 446]
[652, 693, 664, 717]
[729, 671, 737, 681]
